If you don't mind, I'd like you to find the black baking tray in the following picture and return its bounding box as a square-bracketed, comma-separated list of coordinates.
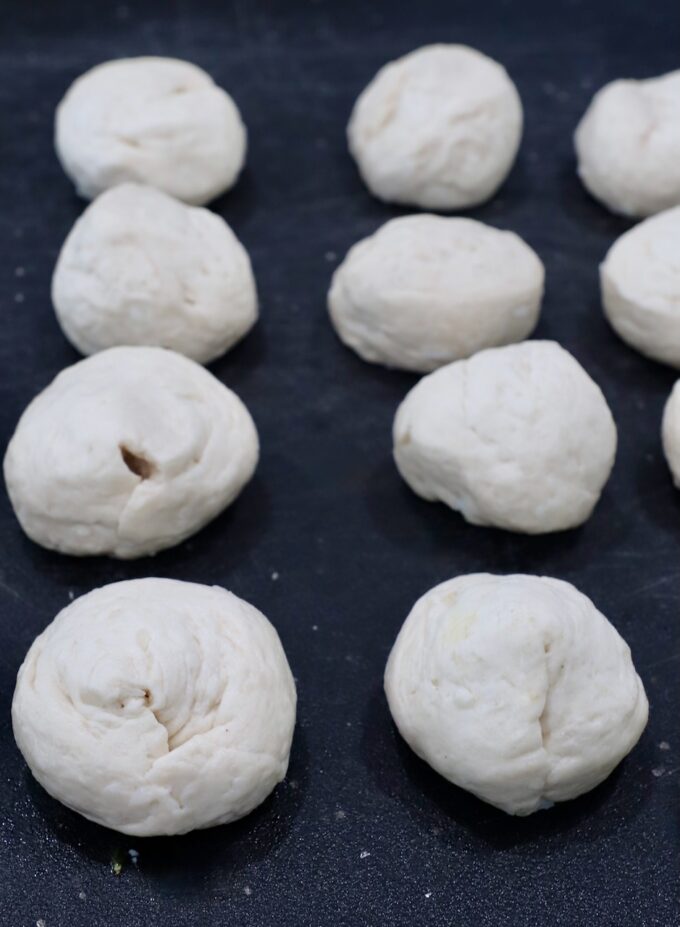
[0, 1, 678, 925]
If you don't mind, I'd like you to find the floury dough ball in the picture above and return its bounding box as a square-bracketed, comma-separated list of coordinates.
[601, 206, 680, 367]
[393, 341, 617, 533]
[575, 70, 680, 217]
[347, 44, 523, 210]
[661, 381, 680, 487]
[52, 183, 258, 364]
[12, 579, 297, 836]
[56, 57, 247, 205]
[3, 347, 258, 558]
[328, 215, 544, 372]
[385, 574, 648, 815]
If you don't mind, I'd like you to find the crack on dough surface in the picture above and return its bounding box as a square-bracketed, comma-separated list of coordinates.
[120, 445, 155, 480]
[3, 346, 259, 558]
[11, 579, 297, 836]
[384, 574, 648, 815]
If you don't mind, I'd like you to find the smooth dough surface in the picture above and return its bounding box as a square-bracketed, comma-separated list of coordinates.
[575, 70, 680, 217]
[3, 347, 258, 558]
[12, 579, 297, 836]
[385, 573, 648, 815]
[52, 183, 258, 364]
[393, 341, 617, 533]
[661, 380, 680, 487]
[328, 215, 544, 372]
[55, 57, 246, 205]
[601, 206, 680, 367]
[348, 44, 523, 210]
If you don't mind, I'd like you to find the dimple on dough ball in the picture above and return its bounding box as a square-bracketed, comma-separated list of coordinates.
[52, 183, 258, 364]
[12, 579, 297, 836]
[601, 206, 680, 367]
[385, 573, 648, 816]
[328, 215, 544, 372]
[393, 341, 617, 533]
[55, 57, 247, 205]
[661, 380, 680, 487]
[3, 347, 258, 558]
[347, 44, 523, 210]
[575, 70, 680, 217]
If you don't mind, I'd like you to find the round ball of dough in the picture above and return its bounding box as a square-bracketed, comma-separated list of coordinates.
[661, 380, 680, 486]
[575, 70, 680, 217]
[385, 573, 648, 816]
[52, 183, 258, 364]
[347, 44, 523, 210]
[328, 215, 544, 372]
[3, 347, 258, 558]
[55, 57, 247, 205]
[12, 579, 296, 836]
[393, 341, 617, 533]
[600, 206, 680, 367]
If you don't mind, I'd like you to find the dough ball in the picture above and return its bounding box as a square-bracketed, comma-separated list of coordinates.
[328, 215, 543, 372]
[3, 347, 258, 558]
[347, 44, 523, 210]
[385, 573, 648, 815]
[661, 380, 680, 486]
[575, 70, 680, 217]
[52, 183, 258, 364]
[393, 341, 616, 533]
[600, 206, 680, 367]
[12, 579, 296, 836]
[55, 57, 247, 205]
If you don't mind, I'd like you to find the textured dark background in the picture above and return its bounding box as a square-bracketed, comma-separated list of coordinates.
[0, 1, 678, 925]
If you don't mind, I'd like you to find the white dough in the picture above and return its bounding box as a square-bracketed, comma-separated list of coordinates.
[328, 215, 544, 372]
[385, 573, 648, 815]
[12, 579, 296, 836]
[393, 341, 617, 533]
[575, 70, 680, 217]
[347, 44, 523, 210]
[600, 206, 680, 367]
[56, 57, 247, 205]
[52, 183, 258, 364]
[3, 347, 258, 558]
[661, 380, 680, 487]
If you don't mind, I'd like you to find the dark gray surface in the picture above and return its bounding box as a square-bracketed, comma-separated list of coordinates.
[0, 1, 678, 925]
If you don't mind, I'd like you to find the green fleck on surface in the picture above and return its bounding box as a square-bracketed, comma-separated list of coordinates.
[110, 848, 125, 876]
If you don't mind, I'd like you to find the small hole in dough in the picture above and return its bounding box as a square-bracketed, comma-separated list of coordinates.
[120, 445, 155, 480]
